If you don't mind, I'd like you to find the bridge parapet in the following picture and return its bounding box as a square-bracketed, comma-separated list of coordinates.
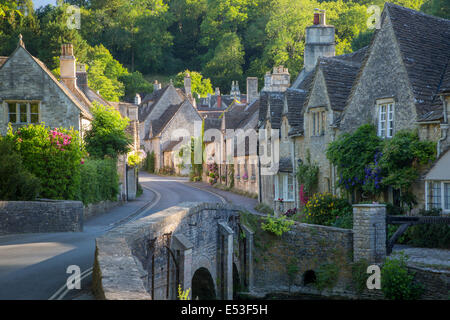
[93, 202, 252, 300]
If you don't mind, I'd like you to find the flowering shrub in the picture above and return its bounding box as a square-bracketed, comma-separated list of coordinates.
[304, 193, 352, 226]
[7, 123, 85, 200]
[127, 150, 144, 167]
[207, 163, 218, 185]
[282, 208, 297, 218]
[242, 172, 248, 180]
[261, 215, 294, 236]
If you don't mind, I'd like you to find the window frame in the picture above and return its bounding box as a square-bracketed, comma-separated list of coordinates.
[309, 108, 326, 137]
[5, 101, 41, 125]
[425, 181, 450, 213]
[377, 100, 395, 139]
[274, 173, 295, 201]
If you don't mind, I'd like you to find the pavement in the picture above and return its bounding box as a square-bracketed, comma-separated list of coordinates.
[392, 245, 450, 272]
[0, 172, 226, 300]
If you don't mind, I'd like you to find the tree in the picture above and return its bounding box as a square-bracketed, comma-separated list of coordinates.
[174, 70, 213, 97]
[421, 0, 450, 19]
[84, 102, 132, 158]
[202, 32, 245, 91]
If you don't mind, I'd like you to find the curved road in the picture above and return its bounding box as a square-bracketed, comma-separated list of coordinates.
[0, 173, 223, 300]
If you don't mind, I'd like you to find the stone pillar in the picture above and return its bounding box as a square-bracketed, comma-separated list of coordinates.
[353, 204, 386, 264]
[218, 222, 234, 300]
[172, 234, 194, 293]
[240, 224, 254, 291]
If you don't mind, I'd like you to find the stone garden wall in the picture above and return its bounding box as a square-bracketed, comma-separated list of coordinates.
[0, 200, 83, 234]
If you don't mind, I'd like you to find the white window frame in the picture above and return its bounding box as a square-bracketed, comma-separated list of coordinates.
[6, 101, 41, 125]
[377, 101, 394, 138]
[274, 174, 295, 201]
[425, 181, 450, 213]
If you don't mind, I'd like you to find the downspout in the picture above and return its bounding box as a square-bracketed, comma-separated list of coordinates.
[291, 135, 297, 208]
[437, 96, 449, 157]
[257, 134, 262, 203]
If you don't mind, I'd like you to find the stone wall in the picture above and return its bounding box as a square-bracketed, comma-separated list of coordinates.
[83, 200, 121, 220]
[249, 218, 354, 298]
[0, 200, 83, 234]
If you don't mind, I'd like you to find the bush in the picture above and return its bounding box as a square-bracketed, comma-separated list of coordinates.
[351, 259, 370, 295]
[0, 138, 41, 200]
[261, 215, 294, 236]
[254, 203, 274, 215]
[332, 208, 353, 229]
[80, 158, 119, 205]
[84, 102, 132, 158]
[7, 123, 85, 200]
[381, 253, 423, 300]
[304, 193, 352, 226]
[405, 208, 450, 249]
[315, 263, 340, 291]
[144, 151, 155, 173]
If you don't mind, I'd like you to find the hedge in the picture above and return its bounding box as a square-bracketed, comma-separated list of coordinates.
[80, 158, 119, 205]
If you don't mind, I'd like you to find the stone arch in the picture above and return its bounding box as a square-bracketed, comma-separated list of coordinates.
[192, 267, 216, 300]
[303, 270, 317, 285]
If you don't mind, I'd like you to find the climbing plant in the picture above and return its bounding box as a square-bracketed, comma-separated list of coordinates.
[296, 149, 319, 204]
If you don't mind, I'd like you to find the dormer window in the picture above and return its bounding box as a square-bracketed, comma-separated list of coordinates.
[378, 102, 394, 138]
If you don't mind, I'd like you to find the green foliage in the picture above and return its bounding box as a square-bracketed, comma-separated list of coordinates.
[119, 71, 153, 101]
[127, 151, 143, 167]
[421, 0, 450, 19]
[6, 123, 85, 200]
[379, 130, 435, 210]
[315, 263, 339, 292]
[174, 70, 213, 98]
[304, 193, 352, 227]
[404, 208, 450, 249]
[144, 151, 156, 173]
[254, 202, 275, 215]
[80, 158, 119, 205]
[332, 207, 353, 229]
[85, 102, 132, 158]
[327, 124, 383, 196]
[261, 214, 294, 236]
[381, 253, 423, 300]
[351, 259, 369, 295]
[177, 284, 191, 300]
[296, 149, 319, 198]
[0, 137, 41, 200]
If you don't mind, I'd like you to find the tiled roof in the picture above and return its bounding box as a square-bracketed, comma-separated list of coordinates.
[258, 91, 284, 129]
[385, 2, 450, 121]
[279, 157, 293, 173]
[439, 62, 450, 94]
[162, 139, 183, 152]
[138, 86, 169, 122]
[149, 102, 184, 137]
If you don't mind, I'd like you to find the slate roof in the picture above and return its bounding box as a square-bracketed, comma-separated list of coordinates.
[439, 63, 450, 94]
[258, 92, 284, 129]
[147, 102, 184, 138]
[385, 3, 450, 121]
[162, 139, 183, 152]
[138, 86, 170, 122]
[279, 157, 293, 173]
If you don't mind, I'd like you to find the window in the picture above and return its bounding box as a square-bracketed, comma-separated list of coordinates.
[310, 110, 325, 136]
[378, 103, 394, 138]
[426, 181, 450, 212]
[274, 174, 295, 201]
[7, 102, 40, 124]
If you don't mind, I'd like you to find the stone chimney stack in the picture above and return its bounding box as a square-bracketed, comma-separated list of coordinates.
[215, 87, 221, 108]
[184, 73, 192, 97]
[304, 9, 335, 72]
[60, 44, 77, 89]
[135, 93, 141, 105]
[153, 80, 161, 91]
[76, 63, 88, 91]
[246, 77, 258, 104]
[230, 81, 240, 100]
[262, 66, 290, 92]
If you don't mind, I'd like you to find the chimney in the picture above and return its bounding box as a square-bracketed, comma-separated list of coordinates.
[304, 9, 335, 72]
[215, 88, 221, 108]
[184, 73, 192, 97]
[76, 63, 88, 91]
[153, 80, 161, 91]
[246, 77, 258, 104]
[60, 44, 77, 89]
[262, 66, 290, 92]
[230, 80, 241, 100]
[135, 93, 141, 105]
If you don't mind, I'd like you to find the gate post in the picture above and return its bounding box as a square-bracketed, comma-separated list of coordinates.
[353, 204, 386, 264]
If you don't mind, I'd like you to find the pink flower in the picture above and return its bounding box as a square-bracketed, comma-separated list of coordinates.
[17, 138, 22, 143]
[80, 159, 85, 164]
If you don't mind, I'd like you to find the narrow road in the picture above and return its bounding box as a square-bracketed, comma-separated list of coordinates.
[0, 173, 223, 300]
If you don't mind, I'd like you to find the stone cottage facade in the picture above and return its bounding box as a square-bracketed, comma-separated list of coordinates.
[258, 3, 450, 213]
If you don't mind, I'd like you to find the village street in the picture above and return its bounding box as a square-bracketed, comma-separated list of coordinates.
[0, 172, 237, 300]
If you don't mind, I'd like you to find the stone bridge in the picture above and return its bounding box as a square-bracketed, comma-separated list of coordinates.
[93, 202, 254, 300]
